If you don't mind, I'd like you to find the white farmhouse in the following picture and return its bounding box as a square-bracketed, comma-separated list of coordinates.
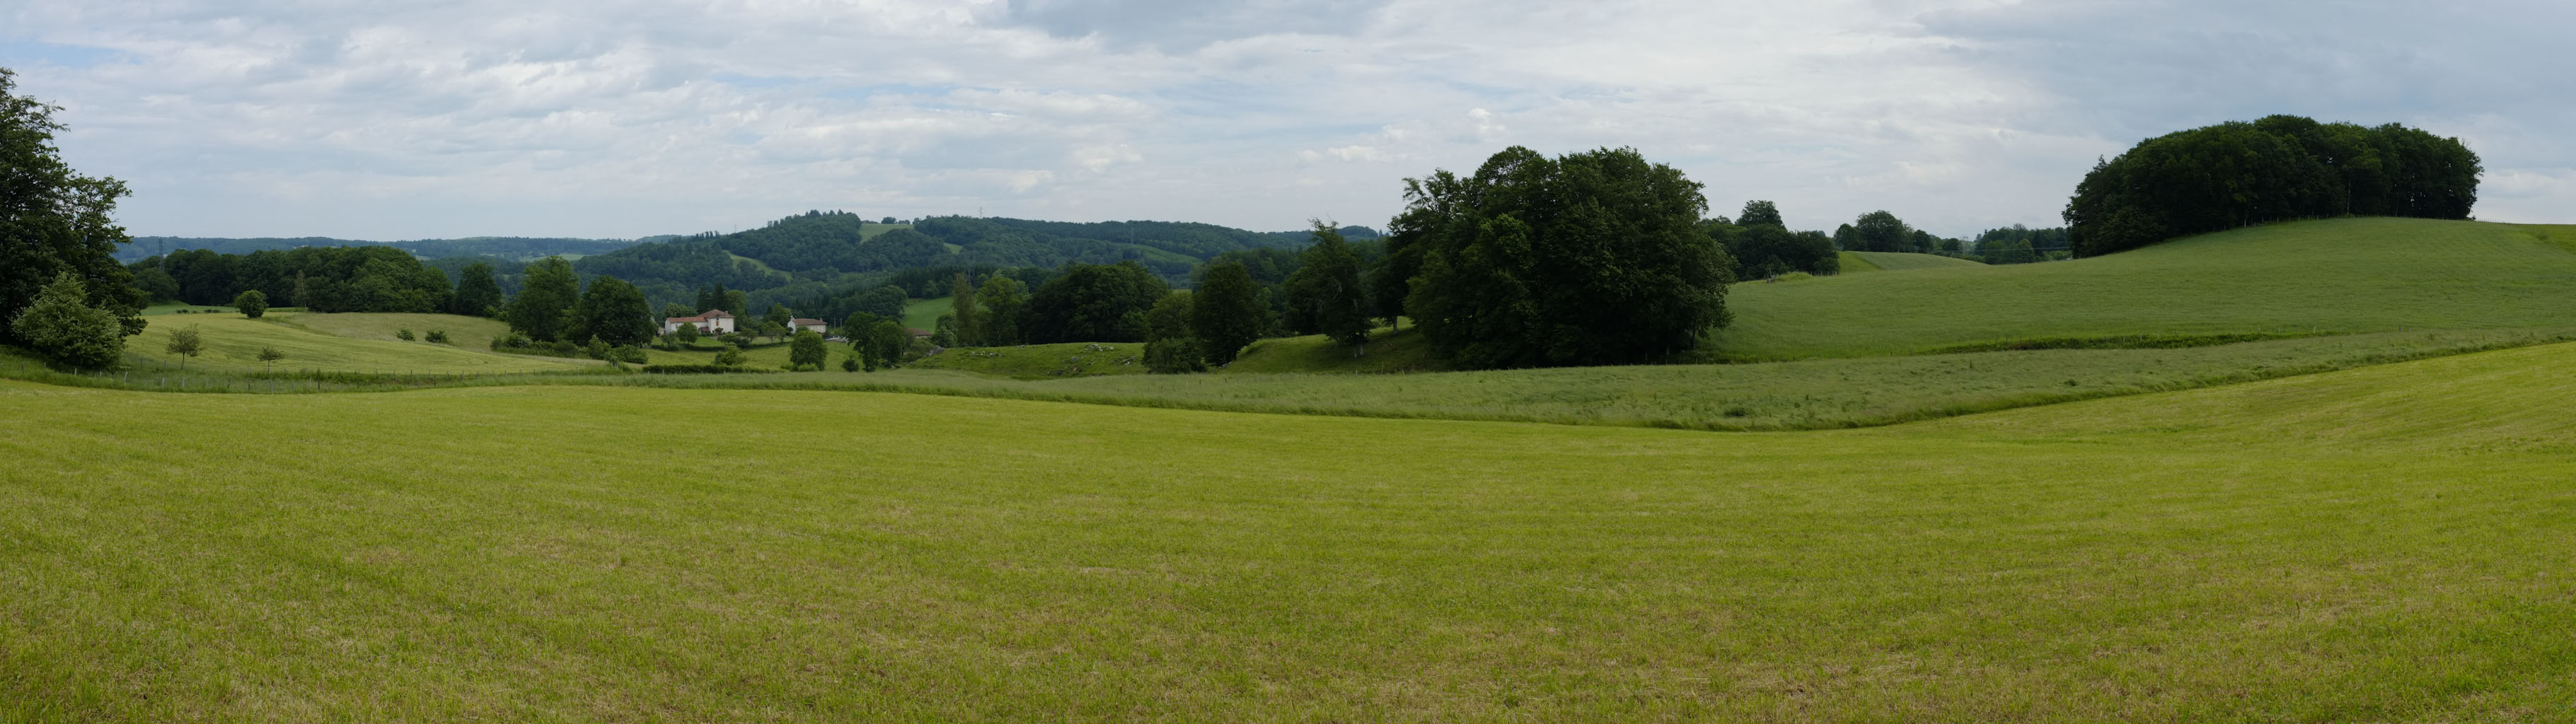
[662, 309, 738, 335]
[789, 317, 828, 335]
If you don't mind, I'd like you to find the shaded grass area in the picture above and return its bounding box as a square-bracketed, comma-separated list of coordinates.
[4, 343, 2574, 721]
[1713, 218, 2576, 358]
[1221, 325, 1442, 374]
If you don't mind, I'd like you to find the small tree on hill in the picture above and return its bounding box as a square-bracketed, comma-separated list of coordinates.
[10, 272, 126, 370]
[1192, 262, 1264, 366]
[788, 329, 827, 370]
[257, 346, 283, 373]
[165, 324, 203, 370]
[1143, 291, 1205, 373]
[1282, 221, 1373, 354]
[233, 289, 268, 319]
[674, 324, 699, 345]
[869, 320, 911, 368]
[713, 343, 746, 367]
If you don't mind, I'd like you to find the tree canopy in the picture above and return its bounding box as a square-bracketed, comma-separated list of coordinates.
[568, 275, 655, 347]
[1022, 261, 1167, 344]
[2065, 115, 2480, 257]
[506, 257, 581, 341]
[2, 68, 144, 348]
[1394, 146, 1731, 368]
[1281, 221, 1372, 348]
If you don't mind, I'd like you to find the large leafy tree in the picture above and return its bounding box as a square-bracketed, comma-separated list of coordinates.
[1191, 262, 1264, 365]
[976, 276, 1027, 346]
[1142, 291, 1204, 373]
[505, 257, 580, 341]
[1024, 261, 1167, 344]
[1281, 221, 1371, 349]
[1849, 211, 1914, 252]
[949, 273, 978, 346]
[567, 274, 654, 346]
[450, 262, 504, 317]
[1396, 146, 1732, 369]
[1, 69, 145, 347]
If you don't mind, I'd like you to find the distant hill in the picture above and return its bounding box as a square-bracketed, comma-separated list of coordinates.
[122, 235, 646, 264]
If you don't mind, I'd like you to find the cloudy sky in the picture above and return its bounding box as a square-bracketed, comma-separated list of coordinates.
[6, 0, 2572, 240]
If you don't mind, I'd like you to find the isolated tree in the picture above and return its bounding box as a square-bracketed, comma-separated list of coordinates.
[1143, 291, 1206, 373]
[256, 346, 283, 373]
[9, 272, 125, 370]
[977, 276, 1028, 346]
[565, 274, 654, 347]
[164, 324, 202, 370]
[450, 262, 504, 317]
[1850, 211, 1914, 252]
[1281, 221, 1372, 351]
[1, 69, 146, 348]
[1191, 262, 1263, 365]
[713, 343, 746, 367]
[233, 288, 268, 318]
[505, 257, 579, 341]
[1398, 146, 1731, 368]
[788, 329, 827, 370]
[674, 323, 700, 345]
[949, 272, 979, 346]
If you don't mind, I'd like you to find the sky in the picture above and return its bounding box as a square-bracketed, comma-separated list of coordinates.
[6, 0, 2573, 241]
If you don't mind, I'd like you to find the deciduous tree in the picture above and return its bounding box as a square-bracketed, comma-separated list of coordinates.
[1191, 262, 1263, 365]
[506, 257, 579, 341]
[233, 289, 268, 318]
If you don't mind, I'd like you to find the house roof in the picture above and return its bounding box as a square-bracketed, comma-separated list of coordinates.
[664, 310, 736, 324]
[790, 317, 826, 327]
[906, 327, 932, 337]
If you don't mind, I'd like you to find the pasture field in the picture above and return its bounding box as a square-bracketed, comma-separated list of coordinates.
[125, 313, 594, 374]
[907, 341, 1148, 378]
[901, 296, 949, 332]
[280, 312, 520, 351]
[5, 341, 2574, 721]
[576, 327, 2575, 431]
[1837, 250, 1982, 272]
[1222, 325, 1444, 374]
[1714, 218, 2576, 359]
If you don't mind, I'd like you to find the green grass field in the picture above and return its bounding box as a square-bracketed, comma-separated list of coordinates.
[907, 341, 1148, 378]
[127, 312, 594, 374]
[1718, 218, 2576, 358]
[1836, 250, 1982, 272]
[901, 296, 949, 332]
[6, 340, 2574, 721]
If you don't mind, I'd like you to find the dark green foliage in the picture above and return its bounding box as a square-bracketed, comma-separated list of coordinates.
[949, 273, 978, 346]
[695, 284, 729, 315]
[839, 312, 882, 341]
[789, 330, 827, 369]
[450, 262, 503, 317]
[1024, 261, 1168, 344]
[1, 70, 145, 346]
[2065, 116, 2481, 257]
[1191, 262, 1264, 365]
[506, 257, 579, 341]
[1143, 291, 1206, 373]
[233, 289, 268, 318]
[867, 321, 910, 368]
[164, 324, 202, 369]
[1735, 200, 1784, 228]
[976, 276, 1027, 346]
[930, 315, 958, 348]
[120, 236, 637, 264]
[713, 344, 746, 367]
[1397, 146, 1732, 369]
[1281, 221, 1371, 348]
[396, 329, 415, 341]
[149, 245, 450, 312]
[10, 272, 125, 370]
[661, 302, 694, 320]
[1711, 209, 1837, 279]
[673, 324, 699, 345]
[566, 275, 655, 347]
[841, 356, 860, 372]
[849, 286, 907, 320]
[1972, 226, 2069, 264]
[1848, 211, 1914, 252]
[256, 346, 284, 363]
[425, 329, 451, 344]
[637, 363, 780, 375]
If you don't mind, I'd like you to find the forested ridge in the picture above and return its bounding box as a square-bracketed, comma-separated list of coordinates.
[2065, 115, 2480, 256]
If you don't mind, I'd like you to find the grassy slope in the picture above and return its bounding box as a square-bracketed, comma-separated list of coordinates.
[282, 312, 519, 351]
[127, 313, 592, 374]
[901, 296, 948, 332]
[1223, 325, 1442, 374]
[908, 341, 1148, 378]
[1834, 250, 1881, 272]
[5, 343, 2573, 721]
[1842, 250, 1983, 271]
[1715, 218, 2576, 358]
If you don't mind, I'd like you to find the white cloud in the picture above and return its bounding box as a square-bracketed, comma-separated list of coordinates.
[2, 0, 2570, 239]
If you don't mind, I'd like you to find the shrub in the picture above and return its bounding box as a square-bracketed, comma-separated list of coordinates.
[551, 339, 579, 356]
[637, 363, 780, 374]
[424, 329, 450, 344]
[713, 344, 746, 367]
[395, 328, 415, 341]
[609, 345, 648, 364]
[841, 357, 860, 372]
[490, 331, 531, 350]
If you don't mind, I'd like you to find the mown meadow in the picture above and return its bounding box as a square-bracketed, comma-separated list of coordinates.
[5, 340, 2573, 721]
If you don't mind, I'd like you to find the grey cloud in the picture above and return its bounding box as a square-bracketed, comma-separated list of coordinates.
[1002, 0, 1384, 51]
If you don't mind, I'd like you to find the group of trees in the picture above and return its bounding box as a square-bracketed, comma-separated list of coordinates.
[129, 245, 474, 315]
[1970, 226, 2070, 264]
[2065, 115, 2481, 256]
[1702, 201, 1839, 279]
[1387, 146, 1733, 368]
[4, 68, 145, 369]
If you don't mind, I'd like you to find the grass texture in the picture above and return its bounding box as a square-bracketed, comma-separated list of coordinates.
[4, 341, 2573, 721]
[126, 313, 593, 375]
[1716, 218, 2576, 358]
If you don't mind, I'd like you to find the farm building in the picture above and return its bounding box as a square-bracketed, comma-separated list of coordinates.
[790, 317, 828, 334]
[662, 310, 738, 335]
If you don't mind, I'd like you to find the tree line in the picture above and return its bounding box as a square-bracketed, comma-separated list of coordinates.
[2065, 115, 2480, 257]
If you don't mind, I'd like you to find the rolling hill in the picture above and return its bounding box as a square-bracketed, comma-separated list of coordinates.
[1836, 250, 1985, 272]
[1714, 218, 2576, 359]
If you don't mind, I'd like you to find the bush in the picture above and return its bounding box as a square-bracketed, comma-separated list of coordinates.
[490, 331, 531, 350]
[608, 345, 648, 364]
[424, 329, 450, 344]
[637, 363, 780, 374]
[551, 339, 579, 356]
[713, 344, 746, 367]
[395, 328, 415, 341]
[841, 357, 860, 372]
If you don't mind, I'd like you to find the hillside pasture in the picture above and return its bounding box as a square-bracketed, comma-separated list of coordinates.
[283, 311, 519, 351]
[1715, 218, 2576, 359]
[1839, 250, 1983, 272]
[126, 313, 595, 374]
[5, 341, 2574, 721]
[908, 341, 1148, 378]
